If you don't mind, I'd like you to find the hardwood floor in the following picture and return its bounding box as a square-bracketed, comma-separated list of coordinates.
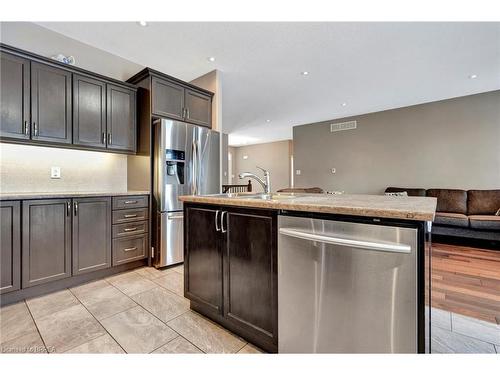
[430, 242, 500, 325]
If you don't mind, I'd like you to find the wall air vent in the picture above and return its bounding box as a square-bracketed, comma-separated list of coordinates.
[330, 120, 357, 133]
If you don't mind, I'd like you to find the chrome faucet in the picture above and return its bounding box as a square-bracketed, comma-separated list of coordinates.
[239, 166, 271, 194]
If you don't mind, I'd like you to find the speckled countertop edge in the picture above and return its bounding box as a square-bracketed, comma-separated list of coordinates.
[0, 191, 150, 200]
[179, 194, 437, 222]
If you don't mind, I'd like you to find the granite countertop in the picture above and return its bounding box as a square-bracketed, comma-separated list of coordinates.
[179, 193, 437, 221]
[0, 190, 150, 200]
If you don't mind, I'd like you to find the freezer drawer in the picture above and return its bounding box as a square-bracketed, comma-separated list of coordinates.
[156, 211, 184, 267]
[278, 215, 418, 353]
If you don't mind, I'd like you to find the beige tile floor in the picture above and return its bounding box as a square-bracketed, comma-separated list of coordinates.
[2, 264, 497, 354]
[0, 264, 263, 354]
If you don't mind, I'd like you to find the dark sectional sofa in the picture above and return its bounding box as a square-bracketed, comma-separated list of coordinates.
[385, 187, 500, 243]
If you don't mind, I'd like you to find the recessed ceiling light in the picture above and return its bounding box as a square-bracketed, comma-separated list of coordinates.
[469, 74, 478, 79]
[207, 57, 216, 62]
[138, 21, 148, 27]
[341, 102, 347, 107]
[266, 119, 271, 123]
[301, 71, 309, 76]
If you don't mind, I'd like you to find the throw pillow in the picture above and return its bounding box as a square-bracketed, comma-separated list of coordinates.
[496, 208, 500, 216]
[385, 191, 408, 197]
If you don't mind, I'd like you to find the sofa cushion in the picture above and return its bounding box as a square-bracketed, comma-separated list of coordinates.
[467, 190, 500, 215]
[468, 215, 500, 231]
[426, 189, 468, 214]
[434, 212, 469, 228]
[385, 187, 426, 197]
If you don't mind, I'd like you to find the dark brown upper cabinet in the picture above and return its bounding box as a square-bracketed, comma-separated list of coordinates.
[128, 68, 213, 128]
[0, 201, 21, 294]
[73, 74, 107, 149]
[22, 199, 72, 288]
[185, 89, 211, 127]
[72, 197, 111, 275]
[184, 205, 223, 315]
[31, 62, 72, 144]
[106, 84, 136, 153]
[152, 77, 185, 120]
[0, 52, 30, 140]
[0, 44, 138, 154]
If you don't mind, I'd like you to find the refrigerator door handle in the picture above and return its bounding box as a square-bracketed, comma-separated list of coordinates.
[191, 140, 197, 195]
[279, 228, 412, 254]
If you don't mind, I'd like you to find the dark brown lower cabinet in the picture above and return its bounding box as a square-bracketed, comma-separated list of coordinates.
[184, 205, 223, 315]
[72, 197, 111, 275]
[22, 199, 72, 288]
[184, 203, 278, 352]
[0, 201, 21, 294]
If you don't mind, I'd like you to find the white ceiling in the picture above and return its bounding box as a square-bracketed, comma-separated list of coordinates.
[37, 22, 500, 146]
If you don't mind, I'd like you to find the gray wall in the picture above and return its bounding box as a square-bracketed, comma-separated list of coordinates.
[232, 141, 292, 192]
[293, 91, 500, 194]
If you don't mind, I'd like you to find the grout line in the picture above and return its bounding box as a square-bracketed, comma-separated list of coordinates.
[67, 287, 127, 354]
[23, 299, 50, 354]
[164, 311, 207, 353]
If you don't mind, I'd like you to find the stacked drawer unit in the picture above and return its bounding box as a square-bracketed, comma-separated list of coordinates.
[112, 195, 149, 266]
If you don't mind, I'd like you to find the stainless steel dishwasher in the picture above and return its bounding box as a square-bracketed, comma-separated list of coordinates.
[278, 215, 419, 353]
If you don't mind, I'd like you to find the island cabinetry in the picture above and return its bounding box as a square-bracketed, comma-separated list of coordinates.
[184, 203, 278, 352]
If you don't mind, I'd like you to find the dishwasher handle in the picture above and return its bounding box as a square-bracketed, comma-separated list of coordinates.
[279, 227, 411, 254]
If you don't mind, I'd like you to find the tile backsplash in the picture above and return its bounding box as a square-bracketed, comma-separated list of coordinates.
[0, 143, 127, 193]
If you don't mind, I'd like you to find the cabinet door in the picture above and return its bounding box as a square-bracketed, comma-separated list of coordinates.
[184, 205, 223, 315]
[22, 199, 72, 288]
[223, 208, 278, 349]
[72, 197, 111, 275]
[185, 89, 211, 128]
[106, 84, 136, 153]
[152, 77, 185, 120]
[31, 62, 72, 144]
[0, 52, 30, 140]
[73, 74, 107, 149]
[0, 201, 21, 294]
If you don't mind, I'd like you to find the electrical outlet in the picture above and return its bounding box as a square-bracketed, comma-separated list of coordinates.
[51, 166, 61, 179]
[331, 168, 336, 174]
[296, 169, 301, 175]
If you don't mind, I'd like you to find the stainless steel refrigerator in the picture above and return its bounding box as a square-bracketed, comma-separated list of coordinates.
[153, 118, 220, 267]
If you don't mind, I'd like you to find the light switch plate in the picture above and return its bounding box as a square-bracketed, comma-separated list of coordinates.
[331, 168, 336, 174]
[296, 169, 301, 175]
[51, 166, 61, 179]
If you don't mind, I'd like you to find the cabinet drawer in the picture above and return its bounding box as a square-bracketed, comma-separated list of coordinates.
[112, 235, 147, 266]
[112, 208, 149, 224]
[112, 195, 148, 210]
[112, 220, 148, 238]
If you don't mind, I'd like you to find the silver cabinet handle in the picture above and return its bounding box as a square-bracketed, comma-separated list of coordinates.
[124, 214, 138, 218]
[124, 247, 137, 252]
[215, 210, 220, 232]
[33, 122, 38, 136]
[168, 215, 184, 220]
[278, 228, 412, 254]
[74, 201, 78, 216]
[123, 227, 138, 232]
[124, 200, 138, 204]
[66, 201, 71, 216]
[102, 132, 106, 144]
[221, 211, 227, 233]
[186, 108, 190, 119]
[107, 133, 112, 144]
[24, 121, 29, 135]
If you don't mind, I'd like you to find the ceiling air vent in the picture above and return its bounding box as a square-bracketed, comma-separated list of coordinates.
[330, 120, 357, 133]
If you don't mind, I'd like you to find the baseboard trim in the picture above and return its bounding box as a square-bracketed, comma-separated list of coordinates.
[0, 260, 147, 306]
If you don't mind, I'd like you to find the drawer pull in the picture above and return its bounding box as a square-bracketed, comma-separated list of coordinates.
[124, 247, 137, 252]
[124, 214, 138, 218]
[123, 227, 138, 232]
[124, 200, 138, 204]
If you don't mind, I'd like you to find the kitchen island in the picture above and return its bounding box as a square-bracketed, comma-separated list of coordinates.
[179, 193, 436, 353]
